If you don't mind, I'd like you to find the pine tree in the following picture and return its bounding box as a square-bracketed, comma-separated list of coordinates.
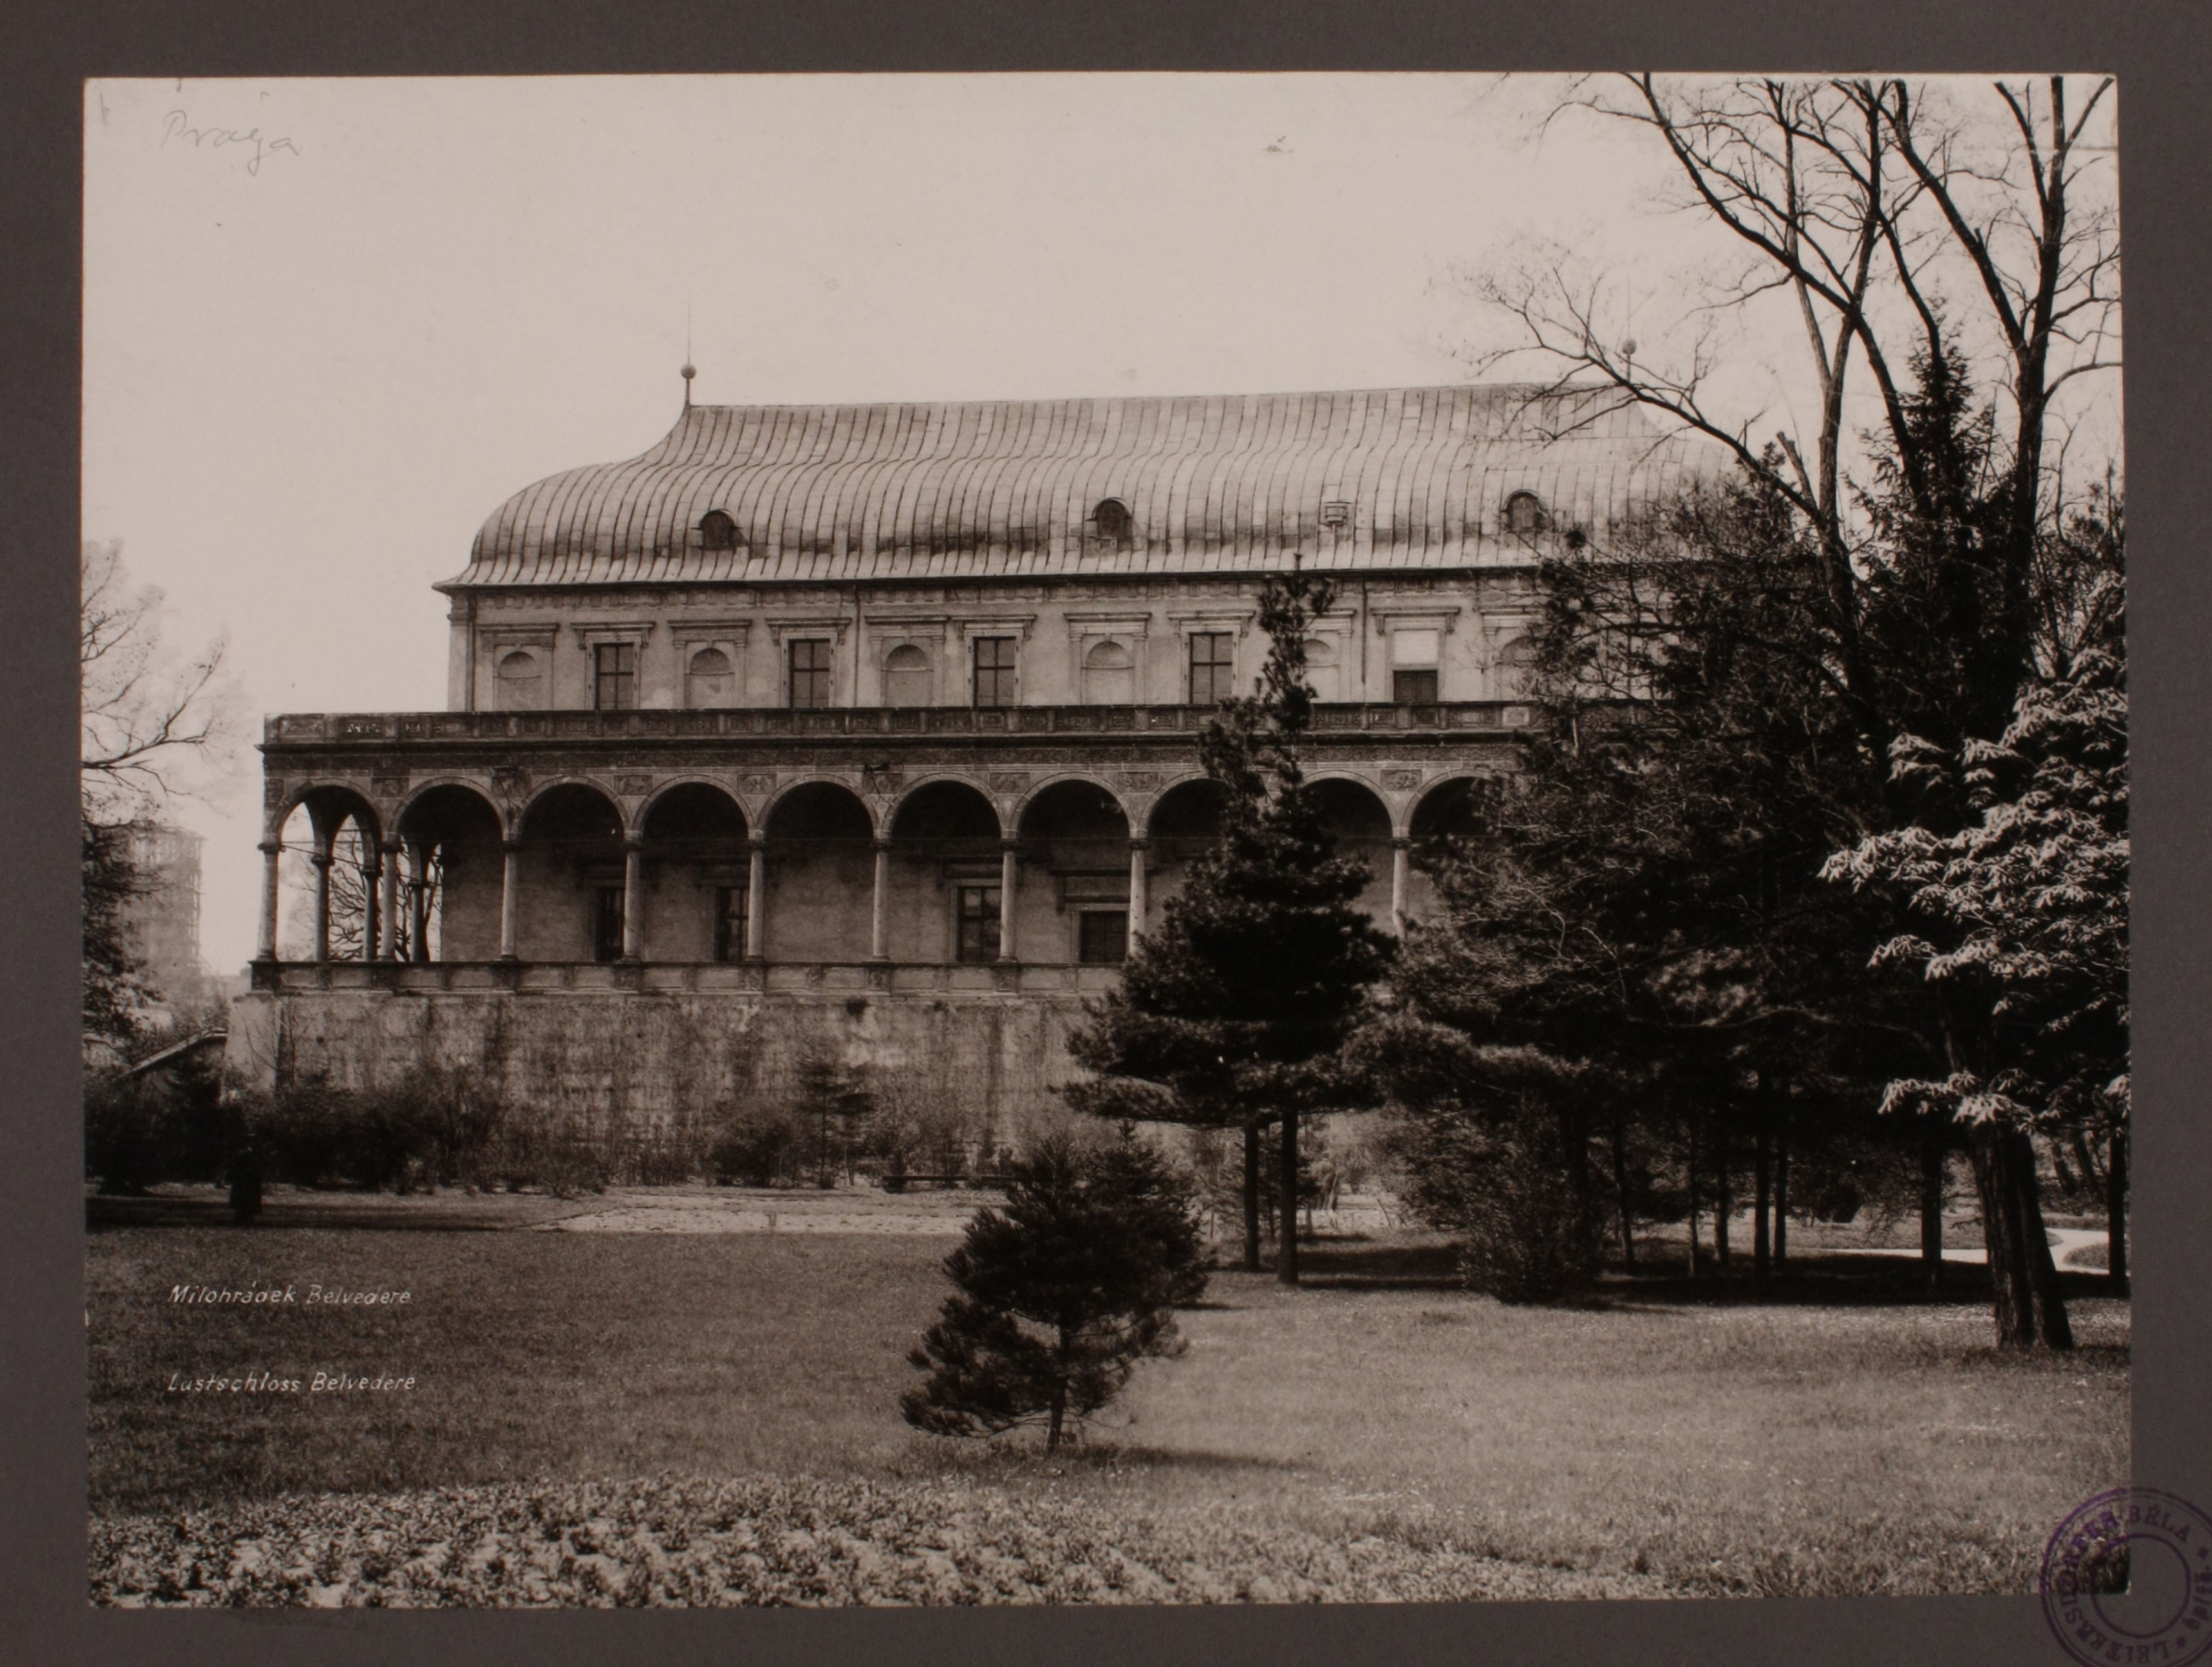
[1064, 571, 1396, 1284]
[900, 1127, 1206, 1451]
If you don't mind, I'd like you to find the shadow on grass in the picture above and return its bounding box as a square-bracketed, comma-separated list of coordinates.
[1279, 1239, 1465, 1291]
[1593, 1257, 2123, 1312]
[84, 1188, 581, 1234]
[931, 1440, 1301, 1480]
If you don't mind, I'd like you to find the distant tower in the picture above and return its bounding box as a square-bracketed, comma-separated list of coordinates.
[681, 360, 696, 410]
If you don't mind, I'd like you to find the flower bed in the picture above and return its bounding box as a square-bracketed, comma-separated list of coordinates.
[90, 1473, 1667, 1607]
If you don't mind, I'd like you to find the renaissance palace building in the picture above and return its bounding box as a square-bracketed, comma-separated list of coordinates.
[226, 382, 1699, 1147]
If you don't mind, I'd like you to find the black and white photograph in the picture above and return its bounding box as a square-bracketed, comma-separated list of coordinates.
[77, 70, 2137, 1618]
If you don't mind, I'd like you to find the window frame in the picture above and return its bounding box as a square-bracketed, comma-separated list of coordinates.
[1392, 667, 1440, 705]
[712, 884, 748, 963]
[955, 884, 1001, 964]
[592, 884, 625, 963]
[787, 637, 835, 709]
[593, 642, 639, 711]
[1077, 909, 1129, 965]
[972, 635, 1019, 708]
[1504, 491, 1548, 535]
[1188, 631, 1236, 706]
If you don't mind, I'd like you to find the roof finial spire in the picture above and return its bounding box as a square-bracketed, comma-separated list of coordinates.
[680, 303, 696, 410]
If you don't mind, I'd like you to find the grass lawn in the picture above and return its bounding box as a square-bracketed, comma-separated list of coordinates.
[87, 1186, 2129, 1603]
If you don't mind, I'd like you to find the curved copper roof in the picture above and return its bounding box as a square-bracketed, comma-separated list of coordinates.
[449, 384, 1708, 588]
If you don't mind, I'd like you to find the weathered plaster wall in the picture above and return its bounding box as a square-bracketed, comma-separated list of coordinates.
[225, 986, 1090, 1161]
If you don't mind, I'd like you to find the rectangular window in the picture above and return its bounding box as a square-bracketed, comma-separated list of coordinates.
[788, 638, 833, 708]
[1393, 668, 1439, 705]
[1188, 632, 1236, 705]
[973, 636, 1018, 708]
[956, 884, 1001, 964]
[1078, 909, 1128, 965]
[593, 642, 638, 711]
[713, 884, 748, 963]
[593, 886, 625, 963]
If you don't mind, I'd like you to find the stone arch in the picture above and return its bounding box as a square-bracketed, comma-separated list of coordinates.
[1404, 774, 1491, 926]
[396, 777, 507, 842]
[889, 776, 1004, 842]
[1409, 774, 1487, 844]
[520, 776, 635, 840]
[1142, 775, 1228, 923]
[639, 782, 751, 963]
[1016, 777, 1134, 966]
[1144, 774, 1226, 844]
[1305, 775, 1396, 925]
[394, 782, 506, 961]
[270, 781, 383, 847]
[515, 782, 628, 962]
[638, 775, 747, 832]
[886, 778, 1003, 964]
[760, 780, 876, 963]
[1012, 772, 1135, 837]
[760, 776, 879, 841]
[271, 783, 384, 962]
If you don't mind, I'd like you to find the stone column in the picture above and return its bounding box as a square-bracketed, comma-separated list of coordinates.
[311, 846, 333, 963]
[498, 837, 522, 960]
[1127, 837, 1150, 937]
[379, 843, 402, 961]
[255, 839, 282, 961]
[360, 846, 381, 963]
[622, 837, 645, 960]
[407, 842, 431, 962]
[745, 833, 768, 961]
[998, 838, 1019, 963]
[1390, 836, 1412, 934]
[870, 837, 892, 961]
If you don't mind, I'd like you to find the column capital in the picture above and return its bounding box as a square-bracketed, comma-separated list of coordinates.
[309, 850, 333, 869]
[873, 836, 893, 854]
[502, 836, 525, 855]
[622, 835, 646, 854]
[258, 840, 282, 858]
[1391, 834, 1413, 850]
[1127, 835, 1150, 853]
[1000, 836, 1021, 854]
[748, 830, 769, 850]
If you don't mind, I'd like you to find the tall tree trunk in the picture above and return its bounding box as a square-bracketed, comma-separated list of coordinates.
[1047, 1324, 1071, 1450]
[1714, 1115, 1732, 1268]
[1920, 1115, 1947, 1292]
[2106, 1125, 2129, 1297]
[1753, 1118, 1772, 1286]
[1686, 1104, 1702, 1278]
[1968, 1122, 2074, 1350]
[1277, 1106, 1301, 1286]
[1774, 1112, 1790, 1268]
[1611, 1111, 1637, 1273]
[1242, 1120, 1262, 1272]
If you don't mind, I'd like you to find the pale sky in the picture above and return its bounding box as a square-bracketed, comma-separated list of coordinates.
[81, 73, 2119, 973]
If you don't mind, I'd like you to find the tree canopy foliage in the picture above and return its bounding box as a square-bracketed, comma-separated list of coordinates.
[901, 1128, 1207, 1451]
[1065, 571, 1395, 1282]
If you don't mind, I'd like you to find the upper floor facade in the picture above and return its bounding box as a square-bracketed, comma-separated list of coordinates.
[435, 382, 1703, 719]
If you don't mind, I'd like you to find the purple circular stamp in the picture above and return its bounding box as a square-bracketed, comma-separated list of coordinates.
[2042, 1488, 2212, 1667]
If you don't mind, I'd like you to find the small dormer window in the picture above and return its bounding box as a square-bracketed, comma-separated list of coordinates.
[1092, 498, 1133, 542]
[1504, 492, 1548, 535]
[698, 509, 739, 552]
